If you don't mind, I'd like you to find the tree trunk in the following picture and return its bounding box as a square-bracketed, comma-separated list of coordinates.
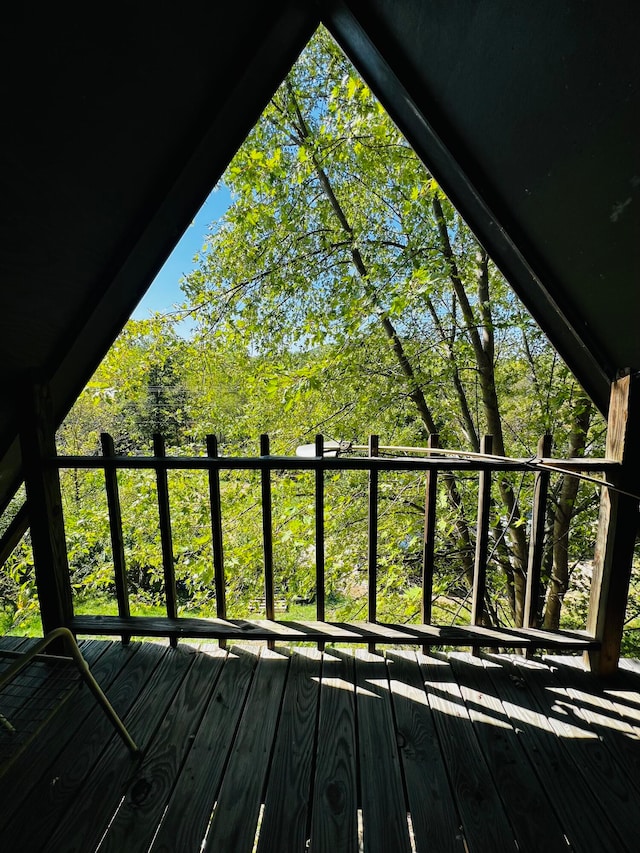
[432, 197, 529, 623]
[543, 397, 592, 628]
[287, 86, 496, 626]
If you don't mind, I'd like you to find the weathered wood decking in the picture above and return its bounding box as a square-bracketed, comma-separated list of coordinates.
[2, 636, 640, 852]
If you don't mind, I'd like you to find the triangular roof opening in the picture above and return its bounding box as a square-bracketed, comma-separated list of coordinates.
[2, 10, 633, 651]
[2, 4, 638, 519]
[43, 25, 603, 634]
[61, 24, 601, 465]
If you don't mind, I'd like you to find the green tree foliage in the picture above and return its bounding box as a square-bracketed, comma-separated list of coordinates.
[179, 26, 605, 628]
[3, 26, 619, 640]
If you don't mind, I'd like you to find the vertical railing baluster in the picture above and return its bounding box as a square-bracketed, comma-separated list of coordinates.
[101, 433, 130, 644]
[368, 435, 379, 653]
[154, 434, 178, 648]
[207, 434, 226, 649]
[422, 433, 439, 654]
[524, 434, 553, 631]
[260, 434, 275, 650]
[471, 434, 493, 635]
[315, 434, 326, 651]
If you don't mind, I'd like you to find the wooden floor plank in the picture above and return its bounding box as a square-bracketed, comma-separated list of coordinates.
[544, 655, 640, 793]
[417, 653, 518, 852]
[75, 638, 118, 674]
[0, 641, 146, 844]
[257, 647, 322, 853]
[39, 644, 196, 853]
[0, 649, 82, 753]
[310, 649, 358, 853]
[386, 650, 466, 853]
[0, 637, 111, 784]
[0, 636, 32, 653]
[483, 653, 627, 853]
[448, 653, 569, 853]
[602, 664, 640, 725]
[618, 657, 640, 675]
[509, 654, 640, 852]
[4, 639, 640, 853]
[609, 668, 640, 714]
[552, 654, 640, 727]
[98, 646, 226, 852]
[149, 645, 258, 853]
[203, 647, 289, 853]
[355, 649, 412, 853]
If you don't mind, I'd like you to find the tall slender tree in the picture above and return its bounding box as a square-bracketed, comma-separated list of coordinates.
[179, 26, 601, 626]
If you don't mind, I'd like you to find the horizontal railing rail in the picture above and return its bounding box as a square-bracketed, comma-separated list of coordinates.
[52, 454, 617, 473]
[51, 433, 615, 652]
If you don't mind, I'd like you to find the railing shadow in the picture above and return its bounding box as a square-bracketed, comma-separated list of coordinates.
[4, 638, 640, 852]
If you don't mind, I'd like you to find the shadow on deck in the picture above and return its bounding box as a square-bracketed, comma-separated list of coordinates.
[2, 636, 640, 852]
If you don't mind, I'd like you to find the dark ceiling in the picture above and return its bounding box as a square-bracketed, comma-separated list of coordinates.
[1, 0, 639, 513]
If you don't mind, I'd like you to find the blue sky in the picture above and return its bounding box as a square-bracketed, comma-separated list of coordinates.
[132, 185, 231, 320]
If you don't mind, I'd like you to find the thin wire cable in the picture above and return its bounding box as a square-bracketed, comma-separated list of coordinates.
[321, 442, 640, 502]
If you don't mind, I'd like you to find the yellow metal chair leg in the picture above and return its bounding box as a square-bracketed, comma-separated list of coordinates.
[0, 626, 140, 756]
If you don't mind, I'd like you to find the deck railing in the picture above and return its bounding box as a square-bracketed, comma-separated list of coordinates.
[46, 432, 617, 654]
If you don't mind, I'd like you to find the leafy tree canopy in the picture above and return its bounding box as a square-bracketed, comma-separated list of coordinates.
[4, 26, 620, 641]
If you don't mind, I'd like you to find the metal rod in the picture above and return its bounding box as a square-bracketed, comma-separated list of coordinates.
[0, 627, 139, 755]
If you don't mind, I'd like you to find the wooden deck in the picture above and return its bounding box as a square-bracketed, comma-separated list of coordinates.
[2, 637, 640, 852]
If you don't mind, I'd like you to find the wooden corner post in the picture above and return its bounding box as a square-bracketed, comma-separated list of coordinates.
[19, 381, 74, 634]
[586, 373, 640, 675]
